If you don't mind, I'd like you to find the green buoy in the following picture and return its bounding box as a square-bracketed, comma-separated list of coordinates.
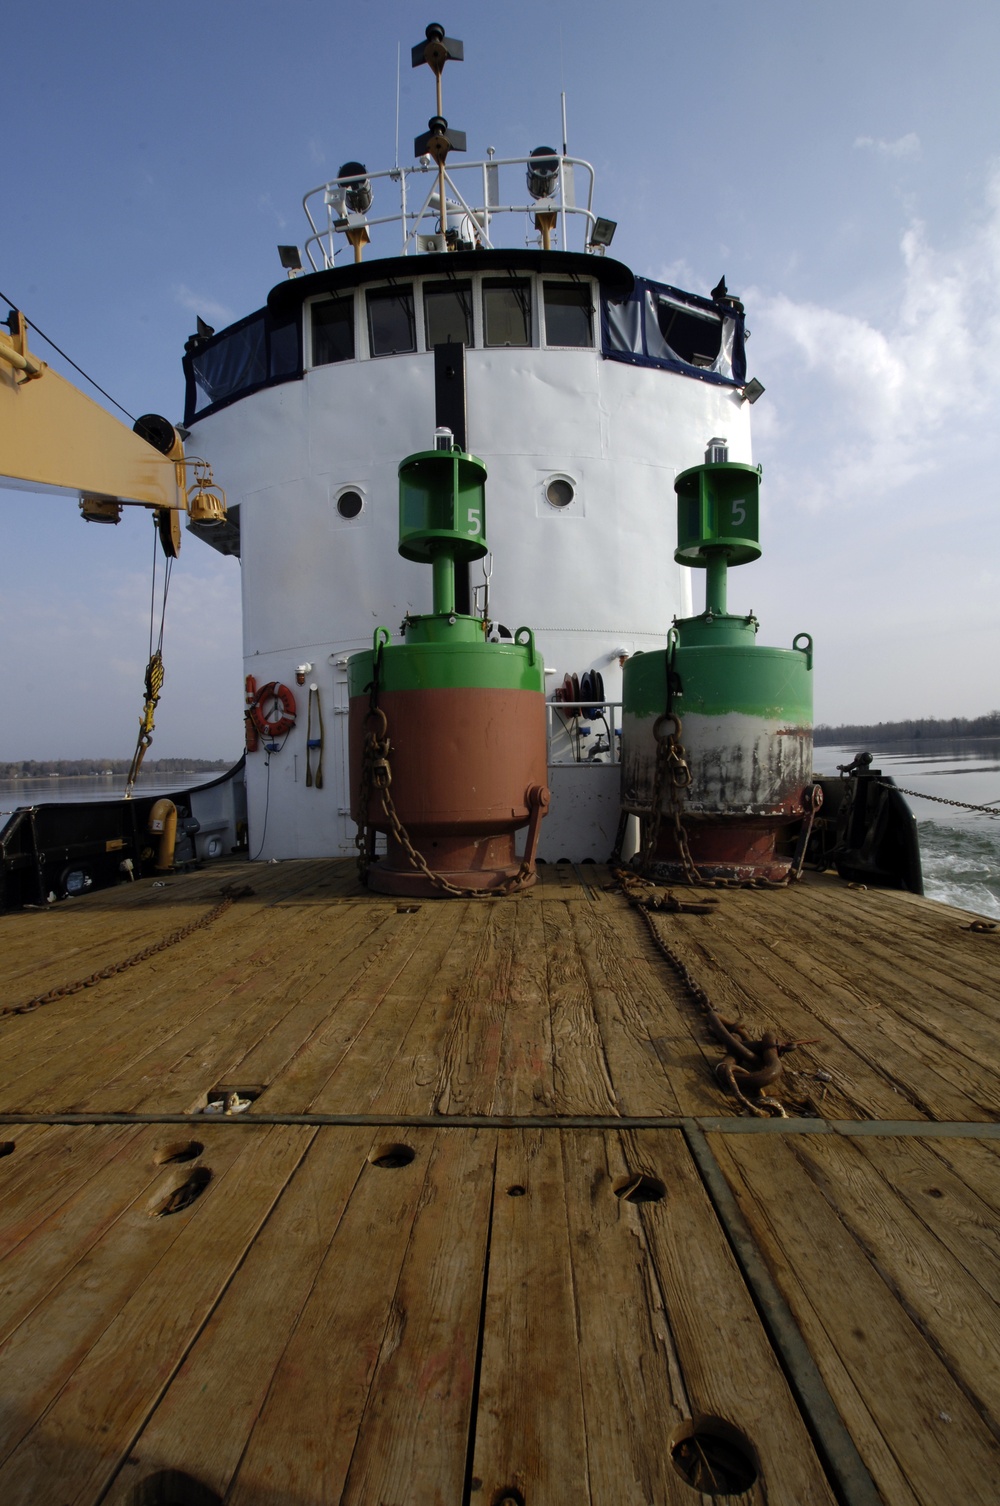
[348, 431, 549, 896]
[621, 442, 817, 881]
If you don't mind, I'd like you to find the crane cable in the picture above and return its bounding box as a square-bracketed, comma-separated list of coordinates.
[124, 521, 173, 798]
[0, 290, 137, 422]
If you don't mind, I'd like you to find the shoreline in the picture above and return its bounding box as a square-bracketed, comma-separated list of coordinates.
[814, 734, 1000, 748]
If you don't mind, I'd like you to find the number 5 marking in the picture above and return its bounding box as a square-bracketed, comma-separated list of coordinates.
[731, 499, 746, 527]
[467, 508, 482, 536]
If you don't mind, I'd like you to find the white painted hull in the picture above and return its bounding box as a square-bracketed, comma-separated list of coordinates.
[191, 338, 751, 859]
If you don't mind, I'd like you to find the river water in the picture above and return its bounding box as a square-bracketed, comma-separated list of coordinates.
[0, 771, 223, 814]
[816, 740, 1000, 919]
[4, 745, 1000, 917]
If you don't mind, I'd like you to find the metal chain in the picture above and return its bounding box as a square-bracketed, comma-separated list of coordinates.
[636, 716, 821, 890]
[638, 712, 703, 884]
[375, 767, 533, 898]
[615, 868, 815, 1118]
[2, 883, 255, 1020]
[355, 657, 533, 898]
[355, 708, 384, 883]
[354, 640, 388, 883]
[876, 779, 1000, 817]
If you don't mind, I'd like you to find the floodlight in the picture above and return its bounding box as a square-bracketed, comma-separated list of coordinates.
[277, 245, 302, 272]
[742, 378, 765, 405]
[589, 217, 617, 248]
[79, 497, 122, 525]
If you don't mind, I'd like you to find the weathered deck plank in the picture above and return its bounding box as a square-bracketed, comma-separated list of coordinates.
[492, 891, 558, 1114]
[469, 1128, 593, 1503]
[627, 1127, 840, 1503]
[101, 1125, 376, 1503]
[1, 858, 999, 1504]
[222, 1126, 441, 1504]
[710, 1132, 1000, 1506]
[302, 900, 472, 1115]
[0, 1125, 313, 1502]
[557, 1129, 693, 1506]
[339, 1128, 496, 1504]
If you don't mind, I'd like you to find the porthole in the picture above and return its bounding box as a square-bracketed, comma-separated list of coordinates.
[545, 476, 575, 509]
[336, 489, 364, 519]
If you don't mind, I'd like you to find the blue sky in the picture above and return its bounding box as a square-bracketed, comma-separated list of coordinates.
[3, 0, 999, 758]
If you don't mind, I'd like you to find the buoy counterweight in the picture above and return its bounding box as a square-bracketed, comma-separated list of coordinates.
[621, 452, 815, 882]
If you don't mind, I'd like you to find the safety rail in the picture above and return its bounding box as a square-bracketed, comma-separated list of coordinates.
[546, 699, 622, 765]
[302, 154, 598, 270]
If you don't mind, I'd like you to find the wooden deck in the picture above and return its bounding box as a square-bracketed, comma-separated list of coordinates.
[0, 857, 997, 1504]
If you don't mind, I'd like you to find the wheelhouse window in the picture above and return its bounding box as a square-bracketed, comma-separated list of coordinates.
[189, 315, 267, 410]
[424, 280, 474, 348]
[543, 282, 593, 347]
[645, 292, 723, 368]
[483, 278, 532, 347]
[367, 285, 416, 356]
[312, 295, 355, 366]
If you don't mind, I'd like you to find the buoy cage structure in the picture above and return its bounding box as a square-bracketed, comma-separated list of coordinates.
[621, 450, 815, 882]
[348, 441, 548, 896]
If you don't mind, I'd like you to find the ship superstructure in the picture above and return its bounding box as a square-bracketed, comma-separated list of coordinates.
[183, 26, 758, 863]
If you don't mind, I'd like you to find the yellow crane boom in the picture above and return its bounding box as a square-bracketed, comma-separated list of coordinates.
[0, 309, 224, 553]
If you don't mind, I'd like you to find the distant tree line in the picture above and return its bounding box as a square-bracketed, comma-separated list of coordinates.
[0, 758, 232, 778]
[815, 712, 1000, 746]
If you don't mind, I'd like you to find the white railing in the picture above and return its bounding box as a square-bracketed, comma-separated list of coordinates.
[302, 154, 598, 270]
[546, 700, 622, 765]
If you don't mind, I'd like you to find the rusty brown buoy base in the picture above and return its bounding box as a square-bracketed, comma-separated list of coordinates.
[365, 833, 537, 897]
[647, 815, 801, 884]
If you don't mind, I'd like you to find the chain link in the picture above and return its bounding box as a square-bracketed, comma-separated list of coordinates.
[375, 768, 534, 898]
[354, 654, 535, 898]
[637, 712, 703, 884]
[2, 883, 255, 1020]
[876, 779, 1000, 817]
[615, 868, 817, 1117]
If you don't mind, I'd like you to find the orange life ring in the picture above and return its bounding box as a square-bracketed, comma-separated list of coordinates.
[250, 681, 297, 738]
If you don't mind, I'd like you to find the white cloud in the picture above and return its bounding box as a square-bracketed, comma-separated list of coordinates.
[655, 257, 697, 290]
[855, 132, 921, 159]
[257, 193, 288, 231]
[748, 164, 1000, 509]
[174, 285, 235, 327]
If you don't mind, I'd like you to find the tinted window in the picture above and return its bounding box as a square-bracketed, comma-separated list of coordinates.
[183, 307, 304, 424]
[648, 295, 722, 367]
[543, 283, 593, 347]
[190, 315, 266, 409]
[312, 296, 355, 365]
[367, 286, 416, 356]
[483, 279, 532, 347]
[424, 281, 473, 347]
